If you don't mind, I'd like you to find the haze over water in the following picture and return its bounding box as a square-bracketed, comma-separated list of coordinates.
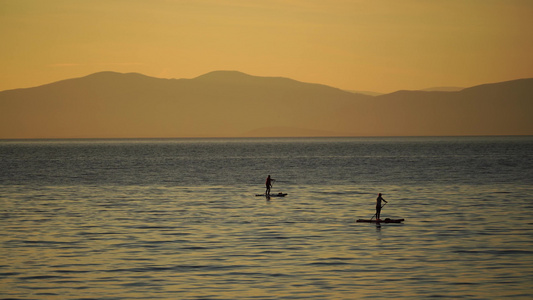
[1, 136, 532, 299]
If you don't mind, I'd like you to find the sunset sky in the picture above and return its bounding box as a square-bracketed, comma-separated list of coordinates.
[1, 0, 532, 93]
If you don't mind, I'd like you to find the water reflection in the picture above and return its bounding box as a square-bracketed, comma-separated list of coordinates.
[1, 137, 532, 299]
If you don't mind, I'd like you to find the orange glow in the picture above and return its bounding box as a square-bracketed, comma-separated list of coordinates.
[1, 0, 532, 94]
[1, 1, 533, 139]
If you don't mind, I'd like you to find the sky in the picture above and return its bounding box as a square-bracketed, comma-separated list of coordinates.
[1, 0, 532, 93]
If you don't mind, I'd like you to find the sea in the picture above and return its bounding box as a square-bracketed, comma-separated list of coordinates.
[1, 136, 532, 299]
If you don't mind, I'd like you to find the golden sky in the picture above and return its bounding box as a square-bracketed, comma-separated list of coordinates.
[1, 0, 532, 93]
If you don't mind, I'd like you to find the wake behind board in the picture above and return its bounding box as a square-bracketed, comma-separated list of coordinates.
[256, 193, 288, 197]
[356, 218, 404, 223]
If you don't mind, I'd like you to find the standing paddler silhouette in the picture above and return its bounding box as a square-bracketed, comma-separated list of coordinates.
[265, 175, 275, 196]
[375, 193, 388, 220]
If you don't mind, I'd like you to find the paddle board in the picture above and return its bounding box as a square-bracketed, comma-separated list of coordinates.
[356, 218, 404, 223]
[256, 193, 287, 197]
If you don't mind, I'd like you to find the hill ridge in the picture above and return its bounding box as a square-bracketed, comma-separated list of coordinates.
[0, 71, 531, 138]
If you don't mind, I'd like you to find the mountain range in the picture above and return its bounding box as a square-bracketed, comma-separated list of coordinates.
[1, 71, 532, 139]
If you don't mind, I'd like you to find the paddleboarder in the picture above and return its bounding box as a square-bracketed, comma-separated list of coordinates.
[265, 175, 275, 196]
[376, 193, 387, 220]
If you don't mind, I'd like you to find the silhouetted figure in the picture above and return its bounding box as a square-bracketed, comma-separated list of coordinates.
[376, 193, 388, 220]
[265, 175, 275, 196]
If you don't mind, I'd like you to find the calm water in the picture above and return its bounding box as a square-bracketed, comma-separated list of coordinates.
[1, 136, 532, 299]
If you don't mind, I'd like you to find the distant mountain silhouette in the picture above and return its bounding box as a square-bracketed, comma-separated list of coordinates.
[420, 86, 464, 92]
[365, 78, 533, 136]
[348, 90, 384, 96]
[1, 71, 532, 138]
[347, 86, 463, 96]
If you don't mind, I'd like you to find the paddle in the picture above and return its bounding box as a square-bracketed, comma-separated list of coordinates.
[370, 202, 387, 220]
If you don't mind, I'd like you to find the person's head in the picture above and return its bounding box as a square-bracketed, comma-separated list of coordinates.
[378, 193, 382, 196]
